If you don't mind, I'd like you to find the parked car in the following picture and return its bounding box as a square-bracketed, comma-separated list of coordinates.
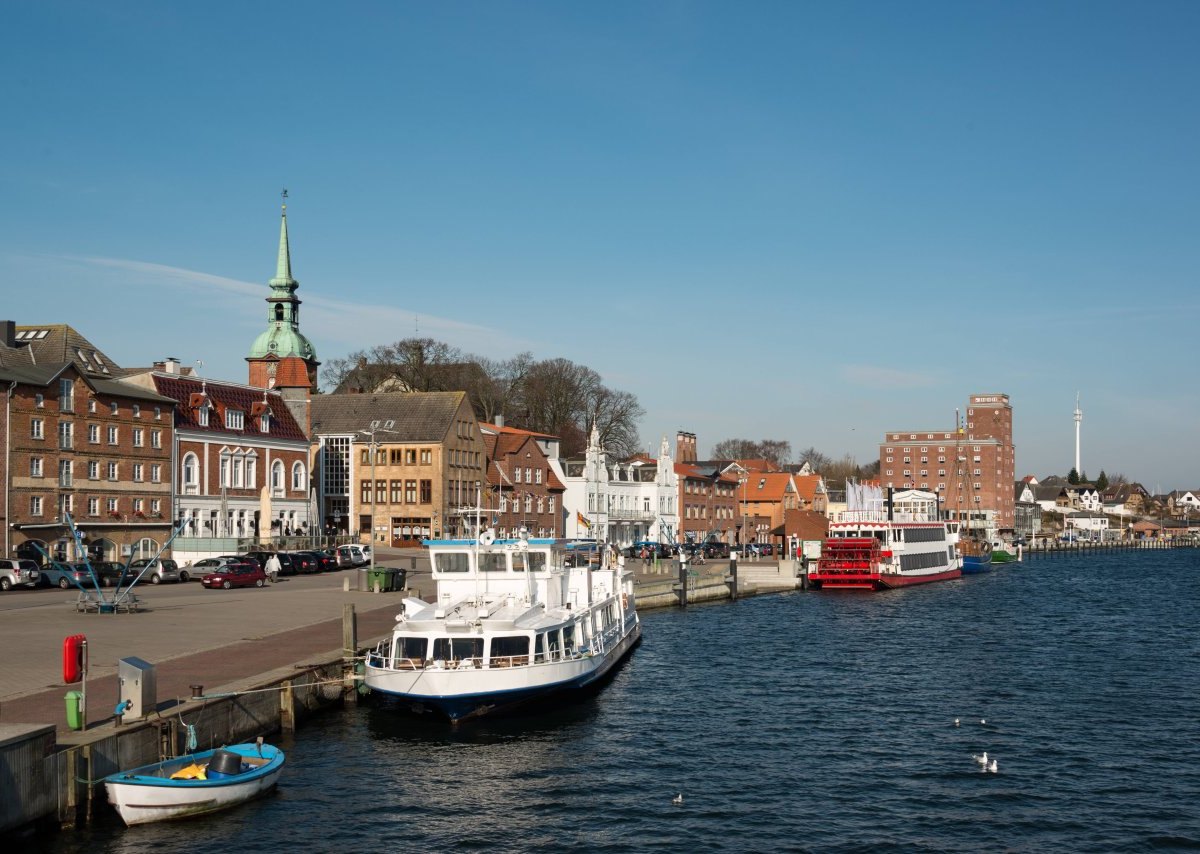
[182, 556, 242, 582]
[335, 544, 369, 568]
[0, 558, 41, 590]
[703, 541, 731, 559]
[128, 558, 183, 584]
[285, 551, 320, 574]
[242, 551, 305, 577]
[93, 561, 130, 587]
[296, 550, 337, 572]
[201, 562, 268, 589]
[39, 563, 90, 589]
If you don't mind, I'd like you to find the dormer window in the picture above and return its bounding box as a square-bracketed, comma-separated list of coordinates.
[198, 406, 209, 427]
[225, 409, 244, 430]
[260, 414, 270, 433]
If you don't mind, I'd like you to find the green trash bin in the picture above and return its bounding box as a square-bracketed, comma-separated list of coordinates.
[65, 690, 84, 731]
[367, 567, 393, 592]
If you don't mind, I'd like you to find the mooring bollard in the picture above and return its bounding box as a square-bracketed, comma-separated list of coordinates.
[676, 560, 688, 607]
[343, 603, 358, 707]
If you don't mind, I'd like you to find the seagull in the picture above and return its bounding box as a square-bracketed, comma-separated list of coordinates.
[973, 751, 989, 766]
[987, 759, 998, 773]
[980, 719, 987, 725]
[672, 793, 684, 805]
[954, 718, 960, 727]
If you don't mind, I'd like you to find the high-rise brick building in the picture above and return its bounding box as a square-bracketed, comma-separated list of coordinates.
[878, 393, 1015, 538]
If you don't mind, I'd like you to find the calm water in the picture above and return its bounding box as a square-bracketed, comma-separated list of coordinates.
[41, 549, 1200, 853]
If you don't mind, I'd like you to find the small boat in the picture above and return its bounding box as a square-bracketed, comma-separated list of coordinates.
[959, 538, 994, 574]
[365, 531, 641, 721]
[809, 486, 962, 590]
[104, 740, 284, 826]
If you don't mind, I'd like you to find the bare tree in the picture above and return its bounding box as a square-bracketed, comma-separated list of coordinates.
[796, 446, 833, 472]
[711, 439, 763, 460]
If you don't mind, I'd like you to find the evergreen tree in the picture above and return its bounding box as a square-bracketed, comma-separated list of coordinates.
[1068, 467, 1080, 485]
[1096, 470, 1109, 491]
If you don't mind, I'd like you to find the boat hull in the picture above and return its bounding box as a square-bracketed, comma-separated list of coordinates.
[104, 743, 284, 826]
[367, 619, 641, 722]
[810, 567, 961, 591]
[961, 555, 994, 574]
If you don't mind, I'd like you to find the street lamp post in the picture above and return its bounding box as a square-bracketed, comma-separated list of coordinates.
[358, 424, 397, 575]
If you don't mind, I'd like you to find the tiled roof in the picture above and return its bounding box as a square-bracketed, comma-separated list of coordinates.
[783, 509, 829, 540]
[792, 474, 824, 503]
[481, 422, 558, 440]
[486, 432, 566, 491]
[742, 472, 795, 503]
[14, 324, 120, 377]
[311, 391, 466, 441]
[152, 374, 307, 442]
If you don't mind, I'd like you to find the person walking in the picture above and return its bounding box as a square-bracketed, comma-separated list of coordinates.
[265, 552, 282, 583]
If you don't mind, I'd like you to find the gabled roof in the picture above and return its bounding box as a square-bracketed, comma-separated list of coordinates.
[792, 474, 824, 504]
[151, 374, 307, 442]
[13, 324, 120, 378]
[741, 472, 795, 503]
[783, 509, 829, 541]
[310, 391, 468, 442]
[485, 432, 565, 491]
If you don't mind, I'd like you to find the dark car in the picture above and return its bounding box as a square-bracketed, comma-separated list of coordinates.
[285, 552, 320, 575]
[93, 561, 131, 587]
[297, 550, 337, 572]
[243, 552, 296, 576]
[703, 542, 731, 559]
[201, 562, 268, 589]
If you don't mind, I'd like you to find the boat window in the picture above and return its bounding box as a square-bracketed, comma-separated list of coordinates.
[478, 552, 507, 573]
[511, 552, 526, 572]
[397, 636, 428, 662]
[433, 553, 470, 573]
[489, 635, 530, 666]
[563, 623, 576, 654]
[432, 637, 483, 662]
[534, 633, 546, 663]
[546, 630, 561, 661]
[526, 551, 547, 572]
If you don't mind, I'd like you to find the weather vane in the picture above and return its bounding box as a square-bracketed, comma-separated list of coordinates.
[281, 188, 288, 212]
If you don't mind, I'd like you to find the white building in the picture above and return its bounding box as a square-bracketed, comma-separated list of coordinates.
[552, 428, 679, 547]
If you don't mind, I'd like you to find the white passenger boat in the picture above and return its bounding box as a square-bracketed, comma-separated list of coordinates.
[809, 487, 962, 590]
[364, 532, 641, 721]
[103, 741, 284, 826]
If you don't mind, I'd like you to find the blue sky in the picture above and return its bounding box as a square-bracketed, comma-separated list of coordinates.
[3, 1, 1198, 489]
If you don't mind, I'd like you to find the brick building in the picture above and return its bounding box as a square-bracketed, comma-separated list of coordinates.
[675, 462, 739, 545]
[480, 422, 566, 538]
[878, 392, 1015, 538]
[0, 322, 175, 564]
[121, 364, 314, 560]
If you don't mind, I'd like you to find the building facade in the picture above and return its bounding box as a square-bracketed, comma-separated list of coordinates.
[878, 393, 1016, 538]
[481, 422, 566, 538]
[311, 391, 486, 544]
[1, 323, 175, 564]
[121, 364, 314, 562]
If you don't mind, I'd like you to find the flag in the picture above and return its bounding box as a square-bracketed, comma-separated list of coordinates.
[577, 511, 591, 530]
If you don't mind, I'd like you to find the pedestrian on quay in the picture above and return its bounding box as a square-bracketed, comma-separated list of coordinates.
[265, 552, 282, 583]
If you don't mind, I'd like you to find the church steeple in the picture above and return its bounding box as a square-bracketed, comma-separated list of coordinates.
[248, 192, 319, 396]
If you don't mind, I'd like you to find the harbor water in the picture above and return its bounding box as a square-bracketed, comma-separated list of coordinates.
[41, 549, 1200, 852]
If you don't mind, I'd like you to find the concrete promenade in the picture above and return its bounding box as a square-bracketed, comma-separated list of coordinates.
[0, 548, 434, 737]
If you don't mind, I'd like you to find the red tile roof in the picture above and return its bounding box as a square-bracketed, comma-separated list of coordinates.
[152, 374, 308, 442]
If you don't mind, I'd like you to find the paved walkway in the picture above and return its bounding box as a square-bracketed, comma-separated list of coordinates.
[0, 549, 433, 737]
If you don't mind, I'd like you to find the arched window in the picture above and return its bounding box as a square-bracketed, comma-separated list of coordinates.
[182, 453, 200, 495]
[133, 538, 159, 560]
[274, 303, 285, 322]
[271, 460, 285, 496]
[245, 452, 257, 489]
[291, 461, 306, 491]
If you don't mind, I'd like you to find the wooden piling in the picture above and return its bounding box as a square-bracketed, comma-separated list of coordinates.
[343, 603, 358, 707]
[280, 680, 295, 733]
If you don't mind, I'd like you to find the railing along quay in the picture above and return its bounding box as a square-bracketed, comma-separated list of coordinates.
[1023, 539, 1197, 560]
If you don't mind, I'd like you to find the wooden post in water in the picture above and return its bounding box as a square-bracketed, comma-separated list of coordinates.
[728, 553, 739, 601]
[676, 560, 688, 607]
[280, 680, 295, 733]
[343, 603, 358, 706]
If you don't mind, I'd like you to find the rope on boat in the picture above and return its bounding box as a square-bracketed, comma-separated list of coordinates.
[189, 675, 363, 702]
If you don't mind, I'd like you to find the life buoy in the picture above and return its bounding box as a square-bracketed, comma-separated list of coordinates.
[478, 529, 496, 547]
[63, 634, 86, 684]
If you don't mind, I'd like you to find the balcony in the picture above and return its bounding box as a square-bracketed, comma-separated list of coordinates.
[608, 508, 655, 522]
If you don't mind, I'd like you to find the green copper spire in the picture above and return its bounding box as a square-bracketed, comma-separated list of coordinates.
[248, 192, 318, 363]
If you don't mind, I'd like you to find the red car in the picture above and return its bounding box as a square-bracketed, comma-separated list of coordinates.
[201, 562, 268, 589]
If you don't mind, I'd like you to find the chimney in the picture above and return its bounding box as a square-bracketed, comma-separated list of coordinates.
[0, 320, 14, 349]
[495, 413, 505, 428]
[164, 357, 180, 375]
